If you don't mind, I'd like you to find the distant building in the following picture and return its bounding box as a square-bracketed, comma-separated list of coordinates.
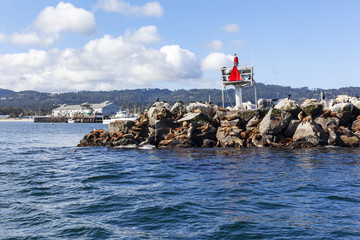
[52, 101, 119, 118]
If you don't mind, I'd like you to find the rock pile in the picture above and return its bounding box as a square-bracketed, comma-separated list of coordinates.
[78, 98, 360, 148]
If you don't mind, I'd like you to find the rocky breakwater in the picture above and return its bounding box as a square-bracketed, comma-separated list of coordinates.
[78, 98, 360, 148]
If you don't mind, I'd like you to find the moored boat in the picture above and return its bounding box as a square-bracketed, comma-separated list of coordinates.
[102, 110, 137, 124]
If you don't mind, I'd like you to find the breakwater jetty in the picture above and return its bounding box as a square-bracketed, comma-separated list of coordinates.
[78, 98, 360, 148]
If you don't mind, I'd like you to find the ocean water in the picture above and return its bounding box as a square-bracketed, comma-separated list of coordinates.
[0, 122, 360, 239]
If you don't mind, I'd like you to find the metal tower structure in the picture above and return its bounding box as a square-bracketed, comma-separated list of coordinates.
[221, 53, 257, 109]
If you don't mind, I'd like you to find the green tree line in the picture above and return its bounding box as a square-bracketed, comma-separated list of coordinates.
[1, 84, 359, 116]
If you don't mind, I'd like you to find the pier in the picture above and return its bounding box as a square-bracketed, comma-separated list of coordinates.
[34, 116, 103, 123]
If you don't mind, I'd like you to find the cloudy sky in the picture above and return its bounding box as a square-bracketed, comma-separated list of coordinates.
[0, 0, 359, 92]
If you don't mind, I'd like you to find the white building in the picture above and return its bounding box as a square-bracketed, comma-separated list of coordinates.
[52, 101, 119, 118]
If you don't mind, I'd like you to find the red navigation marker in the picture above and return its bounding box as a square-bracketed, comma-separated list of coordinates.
[228, 65, 243, 81]
[234, 55, 239, 66]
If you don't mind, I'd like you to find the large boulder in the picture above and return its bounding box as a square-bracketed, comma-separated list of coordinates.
[214, 109, 260, 123]
[186, 102, 216, 117]
[158, 134, 195, 148]
[78, 129, 110, 147]
[293, 122, 328, 146]
[176, 112, 213, 126]
[154, 118, 178, 142]
[320, 99, 336, 111]
[314, 117, 340, 133]
[216, 128, 244, 147]
[220, 118, 243, 128]
[300, 99, 323, 116]
[216, 118, 244, 147]
[246, 115, 262, 129]
[284, 119, 300, 137]
[258, 98, 274, 110]
[259, 108, 292, 135]
[352, 119, 360, 132]
[150, 101, 171, 110]
[148, 102, 172, 126]
[337, 135, 360, 147]
[274, 99, 300, 116]
[112, 137, 137, 146]
[350, 99, 360, 115]
[214, 110, 235, 121]
[192, 124, 217, 147]
[237, 109, 261, 123]
[109, 120, 135, 134]
[170, 101, 187, 117]
[330, 103, 353, 125]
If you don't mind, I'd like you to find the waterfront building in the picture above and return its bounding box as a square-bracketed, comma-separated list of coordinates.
[52, 101, 119, 118]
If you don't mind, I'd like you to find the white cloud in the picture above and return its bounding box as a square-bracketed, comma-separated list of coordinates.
[222, 23, 240, 33]
[10, 32, 41, 46]
[0, 2, 95, 47]
[95, 0, 163, 17]
[0, 26, 202, 92]
[127, 25, 161, 44]
[206, 40, 223, 51]
[33, 2, 96, 36]
[201, 52, 233, 72]
[0, 33, 7, 42]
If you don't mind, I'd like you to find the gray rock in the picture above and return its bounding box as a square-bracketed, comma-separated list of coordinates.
[109, 120, 135, 134]
[293, 121, 328, 146]
[274, 99, 300, 116]
[314, 117, 340, 133]
[300, 99, 323, 116]
[155, 118, 176, 129]
[328, 128, 338, 145]
[170, 101, 187, 116]
[151, 101, 171, 110]
[176, 112, 212, 126]
[330, 103, 353, 125]
[354, 131, 360, 139]
[216, 126, 244, 147]
[158, 135, 195, 148]
[192, 125, 217, 147]
[186, 102, 215, 117]
[284, 119, 300, 137]
[320, 99, 336, 111]
[238, 109, 260, 123]
[290, 140, 315, 149]
[154, 118, 178, 142]
[220, 118, 242, 128]
[352, 119, 360, 132]
[338, 127, 354, 137]
[246, 115, 261, 128]
[350, 99, 360, 114]
[113, 137, 137, 146]
[148, 102, 173, 126]
[261, 134, 274, 144]
[337, 135, 360, 147]
[258, 98, 274, 110]
[201, 139, 217, 148]
[259, 108, 292, 135]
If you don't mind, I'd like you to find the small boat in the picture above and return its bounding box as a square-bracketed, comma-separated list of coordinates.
[68, 119, 80, 123]
[102, 110, 137, 124]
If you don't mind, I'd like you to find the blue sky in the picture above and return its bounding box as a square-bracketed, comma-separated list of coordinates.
[0, 0, 359, 92]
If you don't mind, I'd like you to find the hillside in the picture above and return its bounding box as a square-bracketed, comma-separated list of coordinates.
[0, 84, 359, 115]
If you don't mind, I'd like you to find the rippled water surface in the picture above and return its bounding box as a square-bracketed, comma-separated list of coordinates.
[1, 122, 360, 239]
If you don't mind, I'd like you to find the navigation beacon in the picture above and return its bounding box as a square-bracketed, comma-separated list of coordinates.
[221, 53, 257, 109]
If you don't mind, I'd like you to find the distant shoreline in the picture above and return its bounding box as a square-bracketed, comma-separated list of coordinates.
[0, 118, 34, 122]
